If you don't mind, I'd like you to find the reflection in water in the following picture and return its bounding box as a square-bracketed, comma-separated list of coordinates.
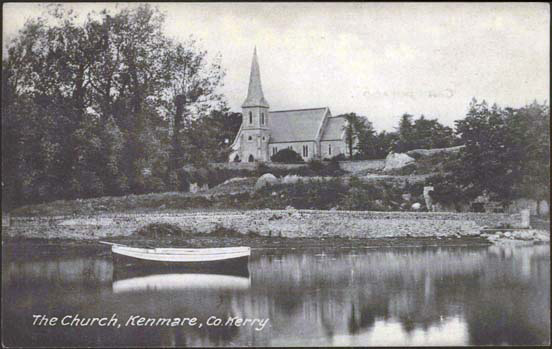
[2, 243, 550, 346]
[113, 273, 251, 293]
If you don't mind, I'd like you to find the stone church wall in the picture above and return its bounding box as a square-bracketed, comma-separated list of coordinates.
[320, 140, 346, 159]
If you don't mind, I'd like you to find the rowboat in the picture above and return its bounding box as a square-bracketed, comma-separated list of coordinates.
[101, 242, 251, 270]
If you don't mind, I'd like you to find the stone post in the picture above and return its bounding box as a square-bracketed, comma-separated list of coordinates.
[520, 209, 530, 228]
[423, 186, 434, 212]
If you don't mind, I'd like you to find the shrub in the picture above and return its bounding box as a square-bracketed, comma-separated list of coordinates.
[254, 162, 271, 177]
[135, 223, 187, 238]
[250, 177, 347, 210]
[144, 175, 166, 193]
[339, 178, 403, 211]
[307, 159, 324, 171]
[324, 158, 342, 175]
[426, 174, 468, 210]
[271, 149, 304, 163]
[404, 181, 425, 196]
[330, 153, 347, 161]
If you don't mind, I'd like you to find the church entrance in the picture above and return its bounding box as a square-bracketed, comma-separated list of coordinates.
[248, 154, 255, 162]
[233, 154, 240, 162]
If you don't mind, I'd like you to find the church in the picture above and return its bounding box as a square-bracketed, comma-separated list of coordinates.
[228, 49, 348, 163]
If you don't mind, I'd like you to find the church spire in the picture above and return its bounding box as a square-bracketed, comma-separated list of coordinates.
[242, 47, 270, 108]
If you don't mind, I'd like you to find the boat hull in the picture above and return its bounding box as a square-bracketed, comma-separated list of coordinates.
[111, 245, 251, 276]
[112, 253, 250, 278]
[112, 245, 251, 263]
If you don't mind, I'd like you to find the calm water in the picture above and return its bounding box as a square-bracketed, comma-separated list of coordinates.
[2, 242, 550, 347]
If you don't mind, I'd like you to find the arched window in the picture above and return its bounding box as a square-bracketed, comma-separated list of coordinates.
[248, 136, 252, 141]
[248, 154, 254, 162]
[249, 111, 253, 124]
[328, 144, 332, 155]
[303, 145, 309, 157]
[261, 112, 265, 125]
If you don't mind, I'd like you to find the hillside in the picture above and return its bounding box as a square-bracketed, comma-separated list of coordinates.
[10, 146, 464, 217]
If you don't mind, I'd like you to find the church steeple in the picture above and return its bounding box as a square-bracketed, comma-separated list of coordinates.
[242, 47, 269, 108]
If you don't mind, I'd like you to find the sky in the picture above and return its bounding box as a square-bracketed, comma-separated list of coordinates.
[3, 2, 550, 131]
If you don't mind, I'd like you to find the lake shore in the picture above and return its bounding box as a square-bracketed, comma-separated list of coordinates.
[3, 235, 497, 254]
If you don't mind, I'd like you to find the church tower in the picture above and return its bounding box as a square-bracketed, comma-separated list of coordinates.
[240, 48, 271, 162]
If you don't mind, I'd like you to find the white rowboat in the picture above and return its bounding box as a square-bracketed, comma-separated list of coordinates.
[101, 242, 251, 263]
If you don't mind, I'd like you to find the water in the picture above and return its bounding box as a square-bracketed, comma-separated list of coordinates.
[2, 242, 550, 346]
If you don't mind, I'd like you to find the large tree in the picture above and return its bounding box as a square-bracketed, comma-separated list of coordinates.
[433, 98, 550, 209]
[2, 4, 227, 209]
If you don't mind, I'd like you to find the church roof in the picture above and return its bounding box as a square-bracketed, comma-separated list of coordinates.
[268, 107, 329, 143]
[242, 48, 270, 108]
[321, 116, 346, 141]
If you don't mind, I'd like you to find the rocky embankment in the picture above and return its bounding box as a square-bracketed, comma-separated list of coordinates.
[481, 229, 550, 245]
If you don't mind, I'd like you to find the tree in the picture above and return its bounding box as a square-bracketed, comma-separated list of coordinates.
[372, 131, 398, 159]
[393, 113, 457, 152]
[160, 38, 225, 181]
[506, 102, 550, 212]
[394, 113, 415, 152]
[438, 98, 550, 208]
[200, 110, 242, 162]
[2, 4, 227, 208]
[354, 118, 378, 159]
[341, 113, 357, 159]
[452, 99, 514, 203]
[340, 113, 375, 159]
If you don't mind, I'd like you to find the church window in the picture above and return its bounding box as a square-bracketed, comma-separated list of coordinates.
[303, 145, 309, 157]
[248, 136, 252, 141]
[272, 147, 277, 155]
[262, 136, 265, 141]
[328, 144, 332, 155]
[261, 112, 265, 125]
[249, 111, 253, 124]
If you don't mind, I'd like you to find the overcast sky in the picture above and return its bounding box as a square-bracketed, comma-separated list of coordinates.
[3, 2, 550, 131]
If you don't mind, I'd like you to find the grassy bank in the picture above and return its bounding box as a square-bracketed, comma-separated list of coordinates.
[10, 176, 430, 217]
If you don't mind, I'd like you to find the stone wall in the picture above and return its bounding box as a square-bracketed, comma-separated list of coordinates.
[4, 210, 522, 240]
[210, 160, 387, 173]
[210, 162, 306, 171]
[338, 160, 385, 173]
